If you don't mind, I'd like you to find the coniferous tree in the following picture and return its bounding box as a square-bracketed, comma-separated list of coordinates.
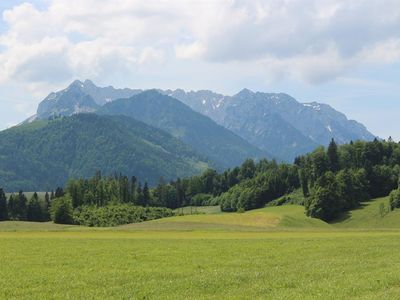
[175, 178, 184, 208]
[327, 138, 340, 173]
[143, 182, 150, 206]
[130, 176, 137, 204]
[153, 177, 166, 207]
[238, 159, 256, 180]
[0, 188, 8, 221]
[55, 187, 64, 198]
[120, 176, 130, 203]
[7, 194, 16, 220]
[27, 192, 43, 222]
[43, 192, 51, 221]
[13, 191, 28, 221]
[136, 183, 144, 206]
[299, 169, 310, 197]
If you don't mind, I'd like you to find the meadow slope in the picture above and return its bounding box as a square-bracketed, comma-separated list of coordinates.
[2, 197, 400, 299]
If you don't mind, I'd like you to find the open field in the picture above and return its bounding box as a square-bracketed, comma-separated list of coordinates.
[2, 197, 400, 299]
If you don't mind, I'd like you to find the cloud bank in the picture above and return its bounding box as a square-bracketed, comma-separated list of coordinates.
[0, 0, 400, 90]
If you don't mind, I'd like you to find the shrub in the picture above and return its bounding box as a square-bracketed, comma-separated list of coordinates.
[73, 204, 174, 227]
[389, 189, 400, 211]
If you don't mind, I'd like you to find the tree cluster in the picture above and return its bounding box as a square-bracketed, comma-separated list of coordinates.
[0, 189, 54, 222]
[298, 138, 400, 221]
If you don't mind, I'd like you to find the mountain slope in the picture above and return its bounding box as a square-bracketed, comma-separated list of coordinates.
[0, 114, 209, 191]
[31, 80, 376, 162]
[168, 89, 376, 161]
[37, 81, 100, 119]
[35, 80, 142, 120]
[99, 90, 270, 168]
[220, 90, 318, 159]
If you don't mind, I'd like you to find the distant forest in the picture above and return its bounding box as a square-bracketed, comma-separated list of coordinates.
[1, 139, 400, 225]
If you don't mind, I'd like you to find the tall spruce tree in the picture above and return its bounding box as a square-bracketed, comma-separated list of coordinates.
[27, 192, 43, 222]
[43, 192, 51, 221]
[143, 182, 150, 206]
[0, 188, 8, 221]
[136, 183, 144, 206]
[7, 194, 16, 220]
[327, 138, 340, 173]
[14, 191, 27, 221]
[130, 176, 137, 204]
[299, 169, 310, 197]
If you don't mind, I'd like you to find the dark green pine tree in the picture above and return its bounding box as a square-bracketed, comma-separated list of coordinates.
[27, 192, 43, 222]
[14, 191, 28, 221]
[43, 192, 51, 221]
[7, 194, 16, 220]
[55, 187, 64, 198]
[120, 176, 130, 203]
[0, 188, 8, 221]
[175, 178, 184, 208]
[327, 138, 340, 173]
[143, 182, 150, 207]
[136, 183, 144, 206]
[130, 176, 137, 204]
[299, 169, 310, 198]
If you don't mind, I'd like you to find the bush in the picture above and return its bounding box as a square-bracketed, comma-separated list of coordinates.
[73, 204, 174, 227]
[389, 189, 400, 211]
[51, 196, 74, 224]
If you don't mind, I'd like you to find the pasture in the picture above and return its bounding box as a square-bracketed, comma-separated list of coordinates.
[1, 197, 400, 299]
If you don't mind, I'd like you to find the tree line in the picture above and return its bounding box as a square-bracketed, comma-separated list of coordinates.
[0, 189, 65, 222]
[1, 138, 400, 224]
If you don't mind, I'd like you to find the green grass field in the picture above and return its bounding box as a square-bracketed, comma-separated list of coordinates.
[2, 197, 400, 299]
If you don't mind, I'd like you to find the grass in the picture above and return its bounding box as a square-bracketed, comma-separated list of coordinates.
[126, 205, 329, 231]
[0, 221, 87, 232]
[1, 230, 400, 299]
[173, 205, 222, 215]
[2, 197, 400, 299]
[333, 196, 400, 228]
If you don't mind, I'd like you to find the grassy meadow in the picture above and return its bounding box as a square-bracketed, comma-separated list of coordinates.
[2, 197, 400, 299]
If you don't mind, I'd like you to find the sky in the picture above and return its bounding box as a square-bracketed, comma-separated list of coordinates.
[0, 0, 399, 140]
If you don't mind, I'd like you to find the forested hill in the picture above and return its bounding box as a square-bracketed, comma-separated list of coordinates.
[208, 138, 400, 221]
[99, 90, 270, 168]
[0, 114, 210, 192]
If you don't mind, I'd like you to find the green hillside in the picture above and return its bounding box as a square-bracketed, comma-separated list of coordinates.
[0, 114, 209, 191]
[333, 196, 400, 228]
[124, 197, 400, 231]
[120, 204, 329, 231]
[100, 90, 270, 169]
[2, 196, 400, 232]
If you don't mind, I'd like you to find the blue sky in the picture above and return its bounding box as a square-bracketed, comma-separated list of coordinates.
[0, 0, 399, 140]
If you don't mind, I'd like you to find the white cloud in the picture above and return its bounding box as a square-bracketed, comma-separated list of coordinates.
[175, 41, 205, 59]
[0, 0, 400, 91]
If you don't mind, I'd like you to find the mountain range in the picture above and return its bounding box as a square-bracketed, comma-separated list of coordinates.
[165, 88, 375, 159]
[29, 79, 375, 161]
[0, 79, 376, 190]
